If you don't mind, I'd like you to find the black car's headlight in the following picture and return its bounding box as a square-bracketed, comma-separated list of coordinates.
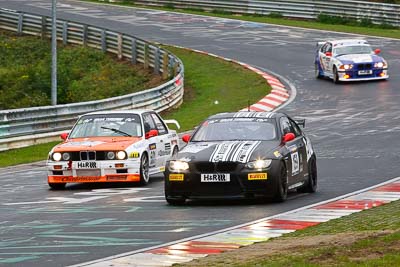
[245, 159, 272, 169]
[168, 160, 189, 172]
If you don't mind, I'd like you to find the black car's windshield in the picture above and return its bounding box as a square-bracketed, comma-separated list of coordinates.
[334, 45, 373, 56]
[69, 114, 142, 138]
[191, 118, 277, 142]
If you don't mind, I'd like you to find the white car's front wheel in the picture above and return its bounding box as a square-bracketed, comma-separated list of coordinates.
[139, 154, 150, 185]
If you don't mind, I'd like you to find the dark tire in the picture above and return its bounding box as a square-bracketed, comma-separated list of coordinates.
[48, 183, 66, 190]
[315, 63, 323, 79]
[333, 67, 340, 84]
[298, 158, 317, 193]
[272, 164, 288, 202]
[139, 153, 150, 185]
[165, 196, 186, 205]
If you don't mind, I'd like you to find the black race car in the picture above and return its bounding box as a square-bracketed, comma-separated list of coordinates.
[164, 112, 317, 205]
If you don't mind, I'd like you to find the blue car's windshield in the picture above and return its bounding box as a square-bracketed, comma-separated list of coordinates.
[334, 45, 373, 56]
[191, 118, 277, 142]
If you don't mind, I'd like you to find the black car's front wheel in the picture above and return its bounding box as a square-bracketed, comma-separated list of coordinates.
[272, 163, 288, 202]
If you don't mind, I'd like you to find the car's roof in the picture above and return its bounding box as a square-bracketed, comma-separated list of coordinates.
[328, 39, 369, 47]
[82, 109, 155, 116]
[207, 111, 282, 120]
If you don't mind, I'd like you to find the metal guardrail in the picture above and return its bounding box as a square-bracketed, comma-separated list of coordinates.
[0, 8, 184, 151]
[134, 0, 400, 26]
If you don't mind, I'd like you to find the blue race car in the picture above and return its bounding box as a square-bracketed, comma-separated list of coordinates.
[315, 39, 388, 83]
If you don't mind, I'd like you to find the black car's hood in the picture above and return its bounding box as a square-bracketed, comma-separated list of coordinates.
[178, 140, 281, 163]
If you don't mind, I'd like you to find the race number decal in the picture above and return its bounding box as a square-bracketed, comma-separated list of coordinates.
[291, 152, 300, 176]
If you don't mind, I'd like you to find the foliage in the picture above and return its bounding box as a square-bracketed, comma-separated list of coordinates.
[317, 12, 398, 29]
[0, 30, 159, 109]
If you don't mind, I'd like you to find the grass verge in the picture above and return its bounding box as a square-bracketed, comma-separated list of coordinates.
[81, 0, 400, 39]
[176, 200, 400, 266]
[0, 46, 270, 167]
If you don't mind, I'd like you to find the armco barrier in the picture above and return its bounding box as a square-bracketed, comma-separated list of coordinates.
[134, 0, 400, 26]
[0, 8, 184, 151]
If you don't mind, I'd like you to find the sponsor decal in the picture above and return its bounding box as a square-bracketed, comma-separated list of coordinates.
[181, 143, 214, 154]
[169, 174, 184, 181]
[287, 145, 298, 153]
[59, 177, 101, 182]
[210, 141, 260, 163]
[233, 112, 273, 118]
[77, 162, 97, 168]
[171, 140, 178, 145]
[248, 173, 267, 180]
[62, 141, 105, 147]
[130, 152, 140, 158]
[201, 173, 230, 182]
[159, 166, 165, 172]
[273, 151, 281, 157]
[107, 175, 127, 181]
[149, 143, 156, 150]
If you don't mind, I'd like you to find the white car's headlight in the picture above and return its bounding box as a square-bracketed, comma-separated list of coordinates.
[52, 152, 62, 161]
[62, 152, 71, 161]
[374, 62, 385, 68]
[245, 159, 272, 169]
[169, 160, 189, 171]
[107, 151, 116, 160]
[116, 151, 127, 160]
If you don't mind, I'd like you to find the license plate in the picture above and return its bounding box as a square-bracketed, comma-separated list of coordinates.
[201, 173, 230, 182]
[77, 161, 97, 169]
[76, 169, 101, 177]
[358, 70, 372, 75]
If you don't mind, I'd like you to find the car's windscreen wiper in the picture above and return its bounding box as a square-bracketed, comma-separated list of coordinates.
[101, 126, 131, 137]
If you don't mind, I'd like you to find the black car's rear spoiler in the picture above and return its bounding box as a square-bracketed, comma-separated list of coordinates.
[295, 119, 306, 128]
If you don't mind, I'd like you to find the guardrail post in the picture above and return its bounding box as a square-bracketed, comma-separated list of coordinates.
[117, 33, 123, 60]
[162, 52, 169, 80]
[131, 38, 137, 64]
[154, 48, 160, 75]
[101, 30, 106, 52]
[82, 25, 88, 46]
[62, 21, 68, 45]
[144, 44, 149, 69]
[17, 13, 23, 34]
[41, 17, 47, 39]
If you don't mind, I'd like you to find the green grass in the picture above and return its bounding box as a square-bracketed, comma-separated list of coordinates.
[81, 0, 400, 39]
[175, 200, 400, 267]
[0, 30, 160, 109]
[162, 47, 269, 131]
[0, 141, 59, 167]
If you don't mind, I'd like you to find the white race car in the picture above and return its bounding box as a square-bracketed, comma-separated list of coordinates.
[47, 110, 180, 189]
[315, 39, 388, 83]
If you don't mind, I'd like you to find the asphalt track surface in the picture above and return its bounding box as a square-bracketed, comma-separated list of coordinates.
[0, 0, 399, 266]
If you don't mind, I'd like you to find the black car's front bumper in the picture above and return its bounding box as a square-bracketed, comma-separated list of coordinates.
[164, 161, 280, 200]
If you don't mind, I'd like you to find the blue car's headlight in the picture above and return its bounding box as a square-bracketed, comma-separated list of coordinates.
[374, 62, 385, 68]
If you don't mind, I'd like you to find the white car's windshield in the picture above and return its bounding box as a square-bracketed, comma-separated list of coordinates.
[191, 118, 277, 142]
[69, 114, 142, 138]
[334, 45, 373, 56]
